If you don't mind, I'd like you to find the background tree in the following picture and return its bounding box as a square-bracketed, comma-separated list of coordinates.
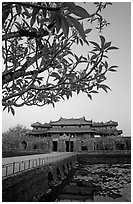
[2, 124, 30, 150]
[2, 2, 118, 115]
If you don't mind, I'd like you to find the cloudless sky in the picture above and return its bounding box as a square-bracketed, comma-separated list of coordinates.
[2, 2, 131, 136]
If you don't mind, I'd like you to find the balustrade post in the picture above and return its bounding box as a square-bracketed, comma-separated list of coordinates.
[35, 159, 37, 167]
[24, 162, 26, 170]
[12, 162, 15, 174]
[21, 161, 24, 171]
[19, 162, 21, 172]
[39, 158, 41, 166]
[5, 165, 8, 177]
[29, 160, 30, 169]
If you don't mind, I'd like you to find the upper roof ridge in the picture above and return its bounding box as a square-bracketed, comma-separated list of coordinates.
[31, 121, 42, 127]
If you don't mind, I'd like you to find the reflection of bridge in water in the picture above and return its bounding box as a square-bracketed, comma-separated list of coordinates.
[58, 185, 96, 202]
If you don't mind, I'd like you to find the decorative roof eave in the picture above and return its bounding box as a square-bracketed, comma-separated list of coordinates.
[92, 122, 105, 127]
[104, 120, 118, 126]
[50, 117, 92, 126]
[31, 121, 43, 127]
[27, 130, 47, 135]
[95, 129, 122, 134]
[92, 120, 118, 127]
[47, 128, 95, 133]
[118, 130, 123, 134]
[42, 123, 52, 128]
[31, 122, 52, 128]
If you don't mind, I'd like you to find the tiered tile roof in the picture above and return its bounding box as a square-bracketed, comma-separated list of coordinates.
[51, 117, 92, 125]
[92, 122, 105, 127]
[48, 127, 95, 133]
[31, 122, 42, 127]
[104, 120, 118, 126]
[92, 120, 118, 127]
[31, 122, 51, 128]
[29, 117, 122, 137]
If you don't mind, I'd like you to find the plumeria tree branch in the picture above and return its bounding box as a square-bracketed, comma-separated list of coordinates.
[2, 2, 118, 115]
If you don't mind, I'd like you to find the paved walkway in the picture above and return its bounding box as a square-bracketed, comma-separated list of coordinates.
[2, 152, 76, 178]
[2, 152, 71, 165]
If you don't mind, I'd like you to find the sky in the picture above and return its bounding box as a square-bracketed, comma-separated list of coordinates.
[2, 2, 131, 136]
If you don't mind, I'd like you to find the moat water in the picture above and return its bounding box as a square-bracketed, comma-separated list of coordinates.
[56, 163, 131, 202]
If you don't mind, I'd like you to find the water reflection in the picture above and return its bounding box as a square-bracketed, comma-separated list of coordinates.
[57, 163, 131, 202]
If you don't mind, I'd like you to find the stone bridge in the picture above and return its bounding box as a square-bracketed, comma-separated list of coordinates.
[2, 152, 77, 202]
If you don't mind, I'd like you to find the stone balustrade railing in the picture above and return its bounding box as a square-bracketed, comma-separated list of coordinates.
[2, 152, 77, 178]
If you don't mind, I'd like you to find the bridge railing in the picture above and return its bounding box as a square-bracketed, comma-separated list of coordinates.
[2, 152, 76, 179]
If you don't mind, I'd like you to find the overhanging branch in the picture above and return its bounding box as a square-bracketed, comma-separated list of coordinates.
[13, 2, 61, 11]
[2, 53, 42, 86]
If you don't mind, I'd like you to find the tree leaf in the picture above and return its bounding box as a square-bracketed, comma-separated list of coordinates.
[80, 39, 83, 46]
[66, 92, 71, 99]
[85, 28, 92, 34]
[98, 84, 111, 92]
[24, 47, 28, 56]
[81, 56, 87, 60]
[22, 7, 31, 18]
[30, 8, 39, 27]
[89, 90, 99, 94]
[104, 61, 108, 68]
[103, 55, 108, 58]
[3, 106, 7, 111]
[99, 64, 103, 73]
[108, 68, 117, 72]
[60, 14, 69, 37]
[52, 102, 55, 108]
[14, 86, 21, 92]
[55, 12, 62, 33]
[15, 22, 21, 30]
[77, 89, 80, 95]
[67, 16, 87, 42]
[67, 5, 90, 18]
[91, 54, 98, 60]
[87, 93, 92, 100]
[42, 9, 46, 18]
[62, 2, 75, 8]
[50, 11, 56, 23]
[104, 41, 112, 49]
[16, 5, 22, 15]
[68, 57, 74, 63]
[74, 54, 79, 62]
[51, 72, 60, 79]
[97, 74, 106, 83]
[109, 65, 118, 69]
[10, 107, 15, 115]
[30, 16, 36, 27]
[100, 35, 105, 48]
[89, 41, 101, 50]
[61, 95, 65, 100]
[106, 46, 119, 51]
